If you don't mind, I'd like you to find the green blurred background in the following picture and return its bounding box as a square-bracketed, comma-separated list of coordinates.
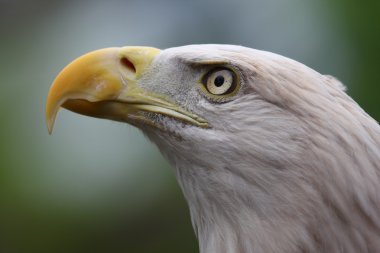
[0, 0, 379, 252]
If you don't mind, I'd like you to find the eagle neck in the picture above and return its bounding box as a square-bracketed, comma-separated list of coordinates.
[173, 161, 310, 253]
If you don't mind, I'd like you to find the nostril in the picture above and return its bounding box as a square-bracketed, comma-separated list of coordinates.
[120, 57, 136, 73]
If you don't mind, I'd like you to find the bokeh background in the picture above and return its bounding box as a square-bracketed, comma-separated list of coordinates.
[0, 0, 379, 252]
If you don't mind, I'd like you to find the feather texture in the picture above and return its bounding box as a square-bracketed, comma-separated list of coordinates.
[142, 45, 380, 253]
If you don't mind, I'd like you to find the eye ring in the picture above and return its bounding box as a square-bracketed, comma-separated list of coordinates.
[201, 67, 238, 97]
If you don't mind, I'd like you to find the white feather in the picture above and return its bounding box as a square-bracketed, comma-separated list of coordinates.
[143, 45, 380, 253]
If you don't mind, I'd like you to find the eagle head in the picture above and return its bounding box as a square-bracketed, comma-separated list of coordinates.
[46, 45, 380, 253]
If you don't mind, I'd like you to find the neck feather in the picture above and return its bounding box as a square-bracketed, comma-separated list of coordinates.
[173, 153, 380, 253]
[173, 160, 319, 253]
[143, 91, 380, 253]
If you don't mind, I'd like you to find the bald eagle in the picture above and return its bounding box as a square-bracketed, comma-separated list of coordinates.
[47, 45, 380, 253]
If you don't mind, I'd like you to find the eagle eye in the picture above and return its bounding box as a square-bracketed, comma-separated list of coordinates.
[200, 67, 239, 100]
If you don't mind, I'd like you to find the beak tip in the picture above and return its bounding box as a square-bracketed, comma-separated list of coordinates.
[46, 107, 58, 135]
[46, 118, 54, 135]
[47, 123, 53, 135]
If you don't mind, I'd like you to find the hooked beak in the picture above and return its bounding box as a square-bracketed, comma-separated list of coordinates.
[46, 47, 208, 134]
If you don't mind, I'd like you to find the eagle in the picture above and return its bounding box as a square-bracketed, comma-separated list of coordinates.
[46, 45, 380, 253]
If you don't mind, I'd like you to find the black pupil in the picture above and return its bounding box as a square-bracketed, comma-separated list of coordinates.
[214, 75, 225, 87]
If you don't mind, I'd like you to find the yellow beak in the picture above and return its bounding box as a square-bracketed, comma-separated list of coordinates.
[46, 47, 208, 134]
